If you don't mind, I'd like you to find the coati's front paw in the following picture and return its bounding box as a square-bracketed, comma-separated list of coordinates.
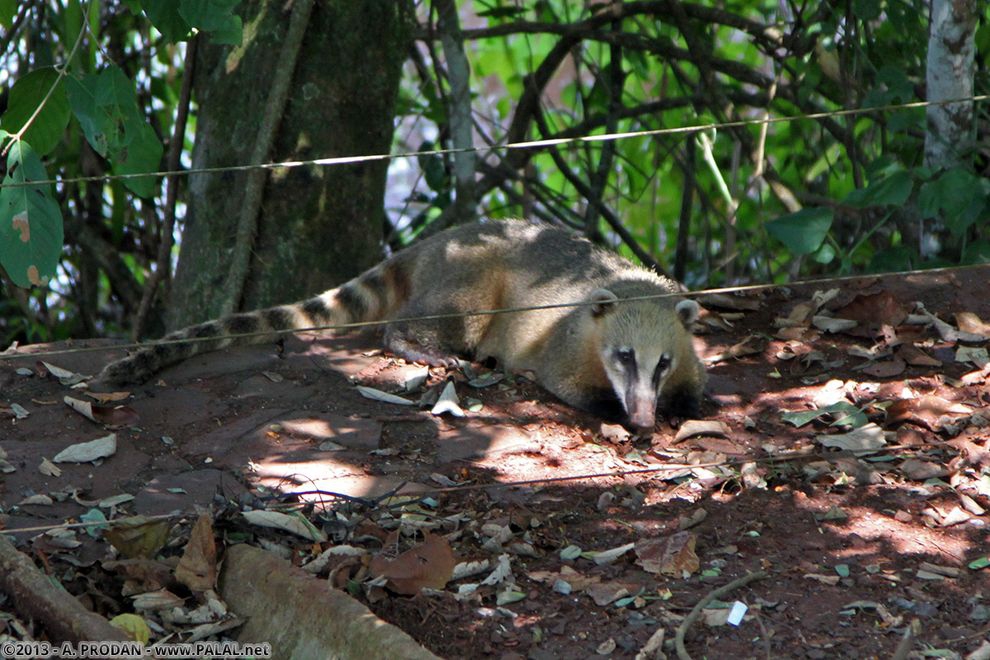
[384, 331, 461, 369]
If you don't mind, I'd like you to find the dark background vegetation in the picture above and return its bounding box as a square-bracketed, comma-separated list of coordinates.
[0, 0, 988, 346]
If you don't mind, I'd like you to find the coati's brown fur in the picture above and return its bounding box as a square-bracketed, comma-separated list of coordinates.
[98, 220, 706, 428]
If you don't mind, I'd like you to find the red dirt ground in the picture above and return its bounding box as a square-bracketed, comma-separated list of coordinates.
[2, 265, 989, 658]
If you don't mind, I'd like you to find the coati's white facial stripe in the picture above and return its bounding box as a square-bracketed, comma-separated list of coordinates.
[605, 346, 674, 429]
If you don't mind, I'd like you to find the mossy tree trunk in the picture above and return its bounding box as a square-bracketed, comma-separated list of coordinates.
[167, 0, 412, 329]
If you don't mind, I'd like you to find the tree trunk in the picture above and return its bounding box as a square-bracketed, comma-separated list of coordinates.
[167, 0, 412, 329]
[924, 0, 977, 170]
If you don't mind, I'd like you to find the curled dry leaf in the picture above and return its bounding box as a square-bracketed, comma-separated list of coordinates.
[106, 517, 170, 559]
[355, 385, 414, 406]
[817, 423, 887, 453]
[674, 420, 731, 442]
[64, 396, 139, 427]
[885, 396, 973, 430]
[812, 316, 858, 334]
[241, 510, 327, 542]
[954, 312, 990, 338]
[368, 533, 457, 595]
[431, 381, 465, 417]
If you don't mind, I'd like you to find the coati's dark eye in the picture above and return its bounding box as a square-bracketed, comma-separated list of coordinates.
[615, 348, 635, 366]
[652, 354, 671, 387]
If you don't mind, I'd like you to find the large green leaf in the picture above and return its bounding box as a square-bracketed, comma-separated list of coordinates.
[0, 68, 72, 156]
[0, 138, 64, 288]
[765, 207, 834, 256]
[143, 0, 191, 42]
[918, 167, 990, 237]
[842, 170, 912, 208]
[0, 0, 16, 27]
[66, 66, 163, 197]
[180, 0, 243, 45]
[112, 120, 164, 199]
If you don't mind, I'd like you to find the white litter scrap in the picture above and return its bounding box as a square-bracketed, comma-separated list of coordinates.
[53, 434, 117, 463]
[726, 601, 748, 626]
[356, 385, 414, 406]
[430, 381, 465, 417]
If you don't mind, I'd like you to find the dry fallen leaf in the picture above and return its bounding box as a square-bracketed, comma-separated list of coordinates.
[674, 420, 731, 442]
[634, 531, 699, 577]
[885, 396, 973, 430]
[896, 344, 941, 367]
[53, 434, 117, 463]
[954, 312, 990, 338]
[64, 396, 139, 427]
[175, 514, 218, 593]
[859, 358, 906, 378]
[106, 517, 170, 559]
[369, 533, 457, 595]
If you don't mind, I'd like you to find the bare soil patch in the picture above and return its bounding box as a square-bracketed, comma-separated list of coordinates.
[2, 266, 989, 658]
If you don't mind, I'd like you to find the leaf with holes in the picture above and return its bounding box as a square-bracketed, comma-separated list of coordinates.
[0, 137, 64, 288]
[0, 67, 72, 156]
[766, 207, 833, 255]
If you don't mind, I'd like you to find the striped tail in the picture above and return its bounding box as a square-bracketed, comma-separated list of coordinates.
[96, 261, 406, 386]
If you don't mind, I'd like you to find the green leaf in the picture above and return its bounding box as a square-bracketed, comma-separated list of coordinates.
[969, 555, 990, 570]
[143, 0, 192, 42]
[766, 207, 833, 255]
[843, 170, 912, 208]
[112, 120, 164, 198]
[66, 66, 163, 197]
[781, 402, 867, 429]
[180, 0, 243, 45]
[0, 0, 16, 27]
[0, 139, 64, 288]
[918, 167, 990, 236]
[0, 68, 72, 156]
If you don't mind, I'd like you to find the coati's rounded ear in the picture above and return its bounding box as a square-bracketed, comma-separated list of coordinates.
[675, 299, 700, 326]
[589, 289, 619, 317]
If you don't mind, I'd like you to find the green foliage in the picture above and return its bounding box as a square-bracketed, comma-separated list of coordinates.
[766, 208, 834, 256]
[67, 66, 164, 197]
[0, 136, 64, 288]
[144, 0, 243, 45]
[0, 68, 72, 156]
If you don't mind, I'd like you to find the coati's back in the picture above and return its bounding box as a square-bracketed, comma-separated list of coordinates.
[98, 219, 705, 428]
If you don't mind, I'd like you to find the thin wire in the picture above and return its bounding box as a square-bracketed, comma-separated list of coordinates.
[1, 94, 987, 190]
[0, 261, 982, 363]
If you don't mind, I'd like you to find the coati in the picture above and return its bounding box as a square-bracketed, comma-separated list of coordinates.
[97, 220, 706, 429]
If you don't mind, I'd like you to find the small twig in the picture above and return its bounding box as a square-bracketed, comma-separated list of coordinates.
[220, 0, 316, 315]
[674, 570, 768, 660]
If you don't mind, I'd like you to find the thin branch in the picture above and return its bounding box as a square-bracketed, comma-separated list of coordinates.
[582, 21, 623, 237]
[219, 0, 316, 316]
[132, 35, 198, 340]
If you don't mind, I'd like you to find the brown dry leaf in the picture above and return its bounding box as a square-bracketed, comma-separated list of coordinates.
[175, 514, 218, 593]
[834, 291, 909, 337]
[634, 531, 699, 577]
[86, 390, 132, 403]
[954, 312, 990, 338]
[586, 582, 630, 607]
[899, 458, 947, 481]
[885, 396, 973, 430]
[369, 533, 456, 595]
[896, 344, 942, 367]
[103, 558, 175, 593]
[106, 517, 170, 559]
[774, 302, 815, 328]
[860, 358, 906, 378]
